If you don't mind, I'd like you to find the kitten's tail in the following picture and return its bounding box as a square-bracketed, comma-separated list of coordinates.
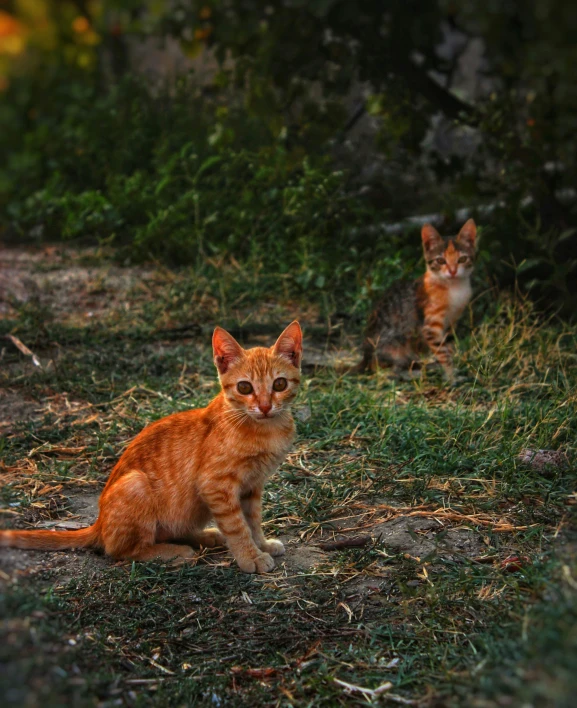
[0, 522, 101, 550]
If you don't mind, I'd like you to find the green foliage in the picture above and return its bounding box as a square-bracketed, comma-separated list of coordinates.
[0, 69, 418, 310]
[165, 0, 577, 314]
[2, 1, 577, 316]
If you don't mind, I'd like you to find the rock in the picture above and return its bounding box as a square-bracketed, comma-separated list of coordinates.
[518, 449, 569, 475]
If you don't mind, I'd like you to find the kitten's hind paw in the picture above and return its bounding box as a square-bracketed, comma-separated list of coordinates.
[237, 552, 275, 574]
[261, 539, 285, 557]
[447, 372, 469, 387]
[396, 369, 422, 382]
[196, 528, 226, 548]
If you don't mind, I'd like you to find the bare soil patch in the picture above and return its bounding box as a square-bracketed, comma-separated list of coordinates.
[0, 244, 158, 324]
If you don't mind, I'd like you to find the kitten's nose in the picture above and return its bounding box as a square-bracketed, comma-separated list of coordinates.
[259, 403, 272, 416]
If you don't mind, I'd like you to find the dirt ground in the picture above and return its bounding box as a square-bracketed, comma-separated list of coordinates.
[2, 244, 575, 707]
[0, 245, 352, 581]
[0, 244, 522, 586]
[0, 243, 483, 587]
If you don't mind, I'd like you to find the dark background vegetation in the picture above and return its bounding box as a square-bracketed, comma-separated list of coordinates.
[1, 0, 576, 318]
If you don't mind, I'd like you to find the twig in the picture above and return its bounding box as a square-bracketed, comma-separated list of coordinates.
[334, 677, 393, 697]
[5, 334, 42, 369]
[352, 502, 532, 532]
[317, 535, 372, 551]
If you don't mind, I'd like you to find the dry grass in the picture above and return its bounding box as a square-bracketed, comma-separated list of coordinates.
[1, 248, 576, 706]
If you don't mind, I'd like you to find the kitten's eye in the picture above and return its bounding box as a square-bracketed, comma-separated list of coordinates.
[437, 258, 446, 265]
[237, 381, 253, 395]
[273, 377, 287, 392]
[458, 256, 467, 263]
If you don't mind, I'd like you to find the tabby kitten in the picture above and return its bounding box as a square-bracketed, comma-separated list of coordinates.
[0, 322, 303, 574]
[357, 219, 476, 379]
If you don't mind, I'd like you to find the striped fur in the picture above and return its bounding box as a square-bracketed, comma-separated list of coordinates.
[358, 220, 476, 379]
[0, 322, 303, 574]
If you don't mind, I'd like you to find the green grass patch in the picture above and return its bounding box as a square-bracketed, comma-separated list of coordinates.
[1, 269, 576, 705]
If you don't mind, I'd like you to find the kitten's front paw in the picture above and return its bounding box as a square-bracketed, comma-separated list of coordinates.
[397, 369, 422, 381]
[255, 552, 275, 573]
[237, 552, 275, 574]
[442, 369, 456, 385]
[261, 539, 285, 557]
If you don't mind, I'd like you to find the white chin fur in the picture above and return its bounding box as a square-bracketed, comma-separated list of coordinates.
[438, 268, 470, 281]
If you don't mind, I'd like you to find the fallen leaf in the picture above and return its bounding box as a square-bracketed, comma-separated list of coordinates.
[500, 555, 529, 572]
[231, 666, 279, 679]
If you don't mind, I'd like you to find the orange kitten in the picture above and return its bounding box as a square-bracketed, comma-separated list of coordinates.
[0, 322, 303, 574]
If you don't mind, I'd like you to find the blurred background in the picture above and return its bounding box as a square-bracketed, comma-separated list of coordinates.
[1, 0, 576, 319]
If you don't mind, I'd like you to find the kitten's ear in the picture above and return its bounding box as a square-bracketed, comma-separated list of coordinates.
[273, 321, 303, 369]
[421, 224, 443, 252]
[212, 327, 244, 374]
[457, 219, 476, 248]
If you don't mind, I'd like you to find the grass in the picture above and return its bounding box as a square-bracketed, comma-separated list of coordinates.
[1, 249, 576, 706]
